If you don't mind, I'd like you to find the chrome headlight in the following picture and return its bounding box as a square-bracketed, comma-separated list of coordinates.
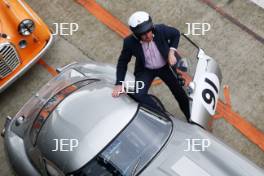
[18, 19, 35, 36]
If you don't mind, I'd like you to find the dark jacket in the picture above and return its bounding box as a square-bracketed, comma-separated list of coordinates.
[115, 24, 180, 85]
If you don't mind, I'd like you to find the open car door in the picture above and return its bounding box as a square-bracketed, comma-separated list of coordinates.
[178, 34, 222, 130]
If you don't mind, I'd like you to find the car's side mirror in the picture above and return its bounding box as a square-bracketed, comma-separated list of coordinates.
[176, 57, 188, 72]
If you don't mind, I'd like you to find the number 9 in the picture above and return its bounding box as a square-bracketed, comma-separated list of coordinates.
[202, 88, 216, 110]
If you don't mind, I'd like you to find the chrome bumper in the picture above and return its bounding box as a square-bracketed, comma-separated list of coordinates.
[0, 33, 55, 93]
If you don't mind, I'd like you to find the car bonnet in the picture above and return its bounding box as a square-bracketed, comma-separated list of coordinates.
[35, 80, 138, 173]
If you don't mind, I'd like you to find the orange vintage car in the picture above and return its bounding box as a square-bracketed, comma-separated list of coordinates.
[0, 0, 54, 93]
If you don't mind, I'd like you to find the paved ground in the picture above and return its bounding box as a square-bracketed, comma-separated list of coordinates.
[0, 0, 263, 175]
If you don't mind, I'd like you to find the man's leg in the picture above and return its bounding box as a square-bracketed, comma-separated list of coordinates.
[157, 65, 190, 121]
[133, 70, 163, 111]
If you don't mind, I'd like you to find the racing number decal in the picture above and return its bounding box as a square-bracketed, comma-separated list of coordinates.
[202, 78, 218, 110]
[199, 73, 220, 115]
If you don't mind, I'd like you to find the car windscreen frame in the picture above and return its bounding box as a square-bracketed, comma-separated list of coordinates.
[69, 106, 173, 176]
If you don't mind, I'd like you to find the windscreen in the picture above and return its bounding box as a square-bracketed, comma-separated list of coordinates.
[177, 34, 200, 78]
[70, 108, 172, 176]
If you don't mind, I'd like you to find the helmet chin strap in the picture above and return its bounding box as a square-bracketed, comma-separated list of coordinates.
[131, 26, 156, 41]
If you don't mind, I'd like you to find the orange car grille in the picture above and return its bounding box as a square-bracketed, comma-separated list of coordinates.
[0, 43, 21, 79]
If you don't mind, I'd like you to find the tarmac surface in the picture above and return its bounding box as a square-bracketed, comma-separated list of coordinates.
[0, 0, 263, 175]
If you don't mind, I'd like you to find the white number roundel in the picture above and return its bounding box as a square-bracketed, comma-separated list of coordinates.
[197, 73, 220, 115]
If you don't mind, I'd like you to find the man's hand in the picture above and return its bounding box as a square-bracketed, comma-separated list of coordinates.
[168, 49, 177, 66]
[112, 85, 124, 97]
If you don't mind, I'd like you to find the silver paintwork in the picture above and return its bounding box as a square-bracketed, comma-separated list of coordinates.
[4, 115, 41, 176]
[0, 33, 55, 93]
[37, 81, 138, 173]
[3, 58, 264, 175]
[74, 61, 136, 85]
[140, 117, 264, 176]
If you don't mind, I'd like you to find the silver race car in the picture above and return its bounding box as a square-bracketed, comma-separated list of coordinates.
[2, 36, 264, 176]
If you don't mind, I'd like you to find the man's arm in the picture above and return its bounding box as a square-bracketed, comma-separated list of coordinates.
[161, 24, 181, 65]
[115, 38, 132, 85]
[113, 39, 132, 97]
[162, 24, 181, 49]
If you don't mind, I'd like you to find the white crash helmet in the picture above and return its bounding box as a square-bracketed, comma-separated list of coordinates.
[128, 11, 154, 39]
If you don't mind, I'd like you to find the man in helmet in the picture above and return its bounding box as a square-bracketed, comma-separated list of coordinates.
[112, 11, 190, 121]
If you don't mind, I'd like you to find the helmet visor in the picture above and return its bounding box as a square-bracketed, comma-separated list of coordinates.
[130, 19, 153, 38]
